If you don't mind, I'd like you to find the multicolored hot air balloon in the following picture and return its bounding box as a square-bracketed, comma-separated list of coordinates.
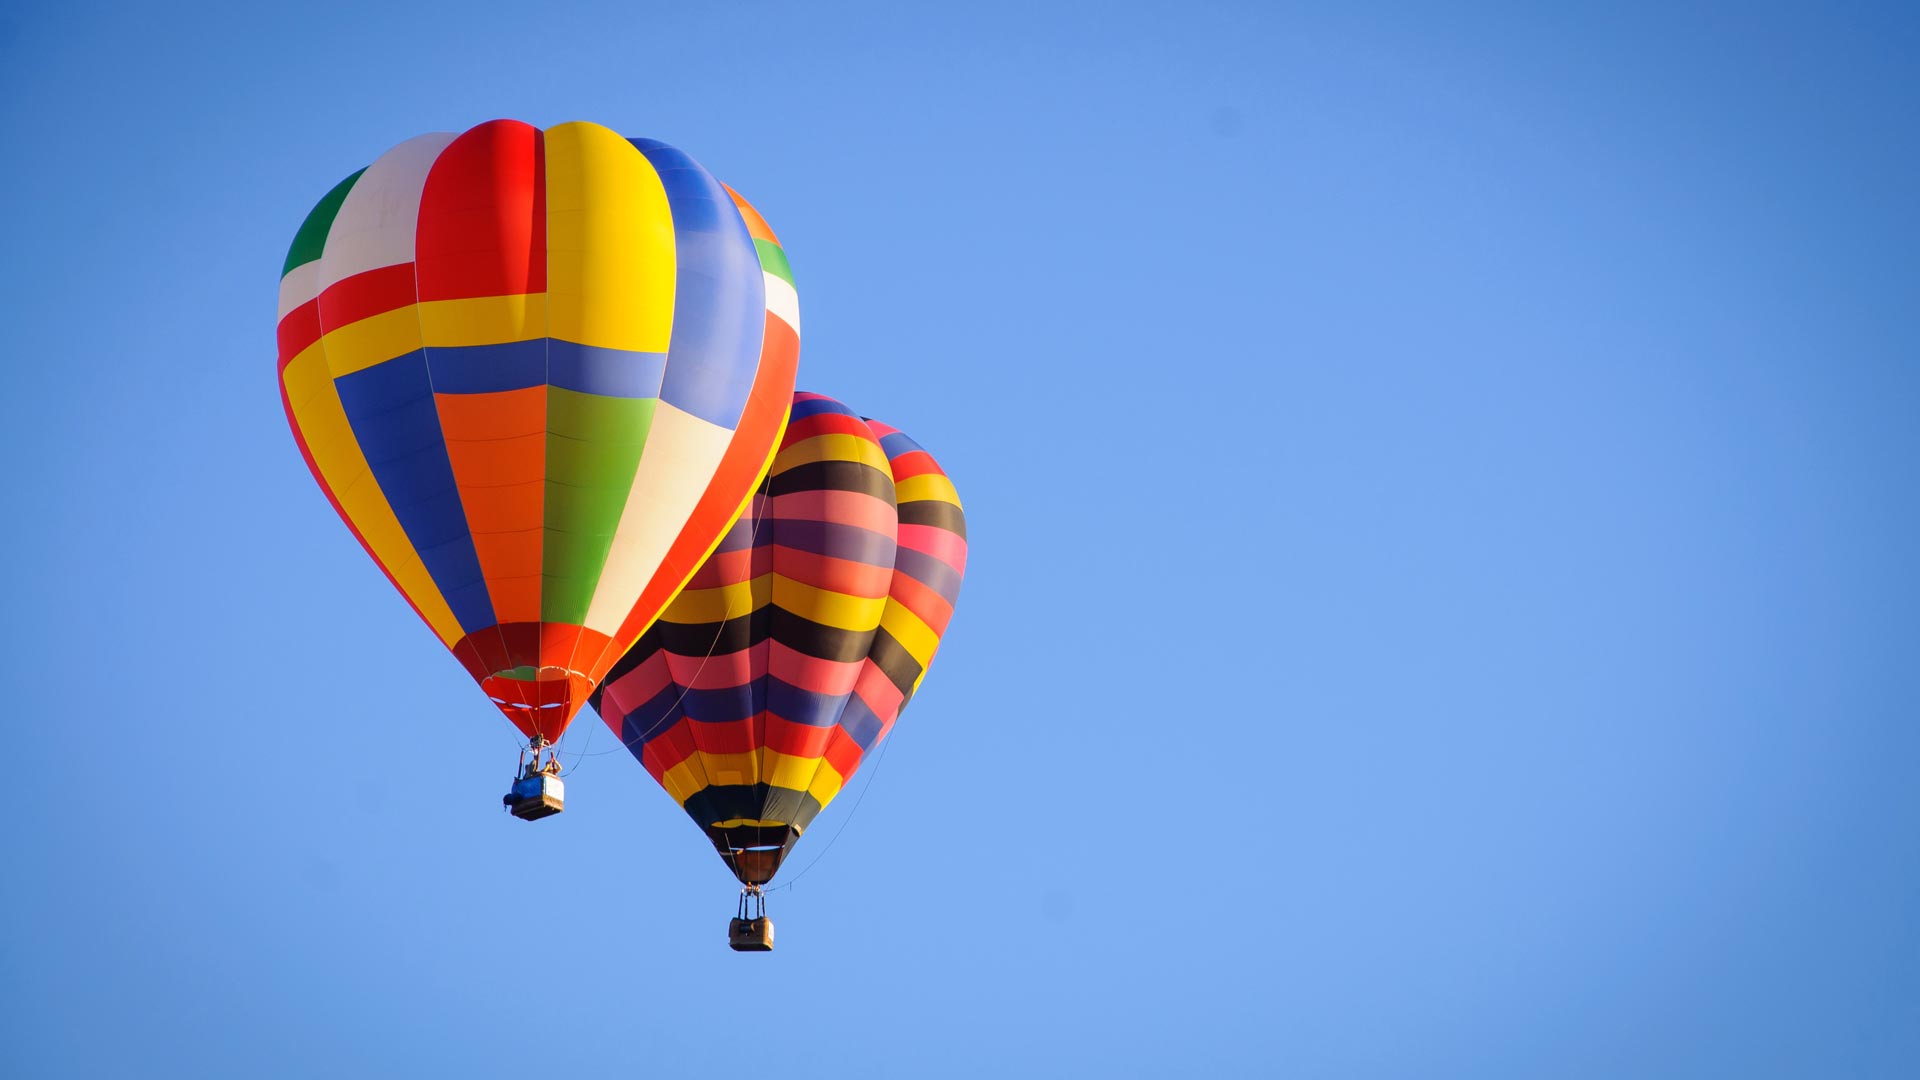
[276, 119, 799, 815]
[590, 392, 967, 947]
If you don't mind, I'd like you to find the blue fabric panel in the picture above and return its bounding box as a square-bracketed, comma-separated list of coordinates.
[621, 683, 685, 748]
[709, 512, 764, 554]
[790, 395, 857, 422]
[876, 429, 928, 460]
[838, 691, 886, 751]
[548, 340, 668, 398]
[765, 678, 852, 729]
[764, 518, 897, 565]
[676, 681, 769, 725]
[892, 548, 964, 604]
[427, 339, 547, 394]
[335, 353, 495, 632]
[631, 138, 765, 430]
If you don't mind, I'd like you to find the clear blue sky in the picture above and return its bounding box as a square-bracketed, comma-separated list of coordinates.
[4, 2, 1917, 1076]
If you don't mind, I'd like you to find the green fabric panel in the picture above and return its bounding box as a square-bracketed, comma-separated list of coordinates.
[282, 168, 366, 277]
[752, 238, 794, 285]
[541, 389, 656, 624]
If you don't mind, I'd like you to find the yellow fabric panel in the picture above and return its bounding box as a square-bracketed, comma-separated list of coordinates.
[319, 307, 425, 378]
[659, 758, 705, 805]
[283, 345, 464, 646]
[544, 121, 675, 352]
[806, 758, 846, 806]
[712, 818, 807, 833]
[880, 599, 941, 667]
[417, 294, 548, 348]
[895, 472, 963, 508]
[693, 750, 761, 788]
[772, 576, 887, 632]
[661, 750, 839, 808]
[773, 432, 892, 474]
[664, 574, 772, 625]
[762, 749, 825, 792]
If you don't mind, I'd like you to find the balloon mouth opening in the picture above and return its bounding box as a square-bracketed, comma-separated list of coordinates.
[481, 668, 591, 712]
[489, 664, 578, 683]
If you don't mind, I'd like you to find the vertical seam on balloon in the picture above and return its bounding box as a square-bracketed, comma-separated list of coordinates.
[534, 125, 559, 742]
[719, 188, 775, 834]
[555, 133, 674, 699]
[873, 448, 927, 742]
[672, 483, 770, 843]
[573, 183, 776, 743]
[742, 459, 777, 859]
[785, 412, 896, 830]
[702, 485, 767, 862]
[406, 128, 519, 735]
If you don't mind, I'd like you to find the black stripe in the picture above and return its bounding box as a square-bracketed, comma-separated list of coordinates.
[705, 824, 800, 851]
[652, 606, 771, 657]
[609, 605, 881, 688]
[866, 626, 926, 697]
[769, 607, 878, 663]
[771, 459, 897, 503]
[683, 784, 824, 833]
[897, 498, 966, 539]
[597, 626, 665, 691]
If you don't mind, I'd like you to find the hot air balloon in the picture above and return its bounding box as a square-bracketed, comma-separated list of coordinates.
[590, 392, 967, 948]
[275, 120, 799, 818]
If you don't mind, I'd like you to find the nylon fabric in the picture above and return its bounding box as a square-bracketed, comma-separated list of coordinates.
[277, 120, 798, 743]
[590, 392, 967, 884]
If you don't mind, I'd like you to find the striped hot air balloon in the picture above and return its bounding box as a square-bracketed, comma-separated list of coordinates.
[275, 120, 799, 762]
[591, 392, 967, 888]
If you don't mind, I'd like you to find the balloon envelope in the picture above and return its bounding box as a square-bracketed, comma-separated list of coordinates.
[592, 392, 967, 884]
[276, 120, 799, 742]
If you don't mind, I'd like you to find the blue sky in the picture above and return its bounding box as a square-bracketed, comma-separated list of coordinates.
[4, 2, 1918, 1076]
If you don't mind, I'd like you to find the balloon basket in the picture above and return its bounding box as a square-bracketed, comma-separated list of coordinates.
[504, 773, 564, 820]
[729, 887, 774, 952]
[503, 742, 565, 821]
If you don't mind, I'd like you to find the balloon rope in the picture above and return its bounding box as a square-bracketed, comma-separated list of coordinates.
[763, 728, 895, 894]
[558, 698, 597, 772]
[567, 482, 773, 763]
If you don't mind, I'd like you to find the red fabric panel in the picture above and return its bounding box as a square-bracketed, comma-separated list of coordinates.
[316, 263, 419, 334]
[415, 119, 546, 301]
[782, 409, 876, 445]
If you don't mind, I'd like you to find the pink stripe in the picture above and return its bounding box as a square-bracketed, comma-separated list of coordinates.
[601, 651, 672, 718]
[897, 523, 967, 571]
[852, 659, 907, 726]
[769, 639, 864, 695]
[685, 546, 757, 589]
[771, 489, 897, 534]
[887, 573, 956, 636]
[667, 646, 757, 690]
[773, 546, 895, 596]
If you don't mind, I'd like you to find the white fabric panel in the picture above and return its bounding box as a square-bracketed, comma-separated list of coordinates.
[317, 131, 457, 291]
[582, 401, 735, 635]
[763, 272, 800, 336]
[277, 261, 322, 321]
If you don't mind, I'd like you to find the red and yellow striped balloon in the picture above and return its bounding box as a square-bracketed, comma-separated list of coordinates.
[591, 392, 967, 884]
